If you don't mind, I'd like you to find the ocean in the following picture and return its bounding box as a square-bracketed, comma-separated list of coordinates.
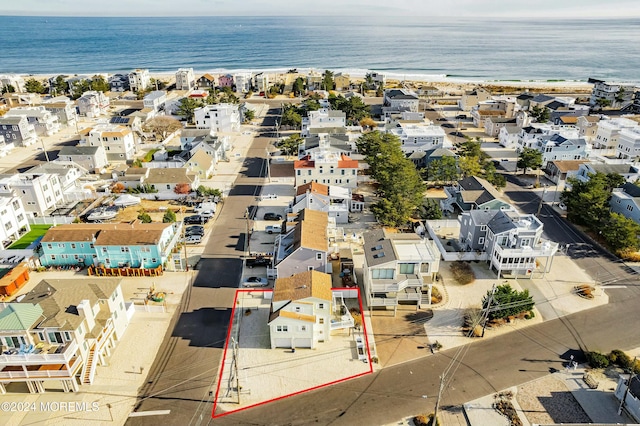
[1, 15, 639, 83]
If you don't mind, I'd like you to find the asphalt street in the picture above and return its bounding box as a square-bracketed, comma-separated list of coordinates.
[126, 109, 279, 425]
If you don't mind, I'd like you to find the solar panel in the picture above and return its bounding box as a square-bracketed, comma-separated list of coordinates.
[110, 116, 130, 124]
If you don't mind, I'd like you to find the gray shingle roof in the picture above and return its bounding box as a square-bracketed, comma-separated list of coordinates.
[363, 230, 397, 266]
[58, 145, 100, 156]
[486, 210, 516, 235]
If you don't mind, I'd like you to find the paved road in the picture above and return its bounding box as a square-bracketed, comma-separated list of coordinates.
[126, 109, 278, 425]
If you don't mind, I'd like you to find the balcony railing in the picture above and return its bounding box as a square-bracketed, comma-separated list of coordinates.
[493, 241, 559, 258]
[0, 340, 78, 366]
[370, 274, 422, 293]
[370, 297, 398, 307]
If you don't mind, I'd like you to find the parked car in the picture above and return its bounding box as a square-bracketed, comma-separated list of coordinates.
[263, 212, 283, 221]
[185, 235, 202, 244]
[455, 114, 467, 119]
[246, 257, 271, 268]
[242, 276, 268, 287]
[266, 225, 282, 234]
[200, 210, 215, 219]
[185, 226, 205, 236]
[184, 215, 207, 224]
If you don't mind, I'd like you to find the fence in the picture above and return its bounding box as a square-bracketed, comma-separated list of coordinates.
[28, 216, 75, 225]
[425, 219, 488, 262]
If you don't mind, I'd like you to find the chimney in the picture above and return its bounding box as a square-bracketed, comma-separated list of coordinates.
[76, 300, 95, 332]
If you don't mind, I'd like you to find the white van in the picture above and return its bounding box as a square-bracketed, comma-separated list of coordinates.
[194, 202, 217, 215]
[185, 235, 202, 244]
[266, 225, 281, 234]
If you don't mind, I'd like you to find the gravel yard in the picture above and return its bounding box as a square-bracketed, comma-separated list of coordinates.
[516, 375, 590, 424]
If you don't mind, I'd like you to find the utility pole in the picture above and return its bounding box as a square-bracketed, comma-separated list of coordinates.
[481, 283, 497, 337]
[619, 357, 637, 415]
[182, 206, 189, 271]
[245, 207, 251, 256]
[432, 374, 445, 424]
[234, 337, 240, 404]
[265, 148, 271, 183]
[536, 186, 548, 217]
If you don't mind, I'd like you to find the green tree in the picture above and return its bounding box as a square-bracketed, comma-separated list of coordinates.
[530, 105, 550, 123]
[561, 172, 613, 228]
[302, 99, 322, 113]
[243, 109, 255, 122]
[52, 75, 69, 96]
[196, 186, 222, 199]
[70, 79, 92, 99]
[458, 139, 483, 159]
[176, 97, 203, 123]
[595, 98, 611, 110]
[322, 70, 335, 91]
[418, 199, 443, 220]
[24, 78, 46, 94]
[162, 210, 177, 223]
[277, 134, 304, 156]
[458, 156, 483, 178]
[292, 77, 305, 96]
[600, 213, 640, 253]
[426, 156, 459, 184]
[90, 75, 110, 92]
[482, 284, 534, 321]
[517, 147, 543, 175]
[280, 103, 302, 128]
[329, 95, 371, 124]
[364, 73, 374, 90]
[1, 84, 15, 94]
[137, 212, 152, 223]
[615, 87, 626, 105]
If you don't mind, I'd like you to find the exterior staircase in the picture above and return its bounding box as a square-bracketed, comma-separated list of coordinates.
[82, 344, 97, 384]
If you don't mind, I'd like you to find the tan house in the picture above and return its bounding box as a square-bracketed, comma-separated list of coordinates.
[333, 73, 351, 91]
[186, 149, 214, 179]
[145, 168, 199, 197]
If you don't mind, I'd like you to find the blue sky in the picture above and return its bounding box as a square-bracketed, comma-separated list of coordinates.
[3, 0, 640, 17]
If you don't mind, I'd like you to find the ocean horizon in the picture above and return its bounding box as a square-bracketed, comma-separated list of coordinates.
[2, 15, 639, 83]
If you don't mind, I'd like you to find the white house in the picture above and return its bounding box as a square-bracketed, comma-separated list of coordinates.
[4, 106, 60, 136]
[0, 278, 130, 393]
[269, 270, 354, 349]
[287, 182, 354, 224]
[0, 195, 30, 246]
[194, 104, 241, 133]
[82, 124, 136, 162]
[362, 228, 440, 316]
[175, 68, 195, 91]
[0, 115, 38, 147]
[40, 96, 78, 127]
[535, 134, 590, 166]
[57, 145, 108, 172]
[386, 122, 446, 154]
[0, 74, 25, 93]
[589, 78, 637, 108]
[144, 168, 199, 198]
[0, 172, 64, 218]
[498, 125, 521, 148]
[233, 73, 252, 93]
[142, 91, 167, 113]
[383, 89, 419, 116]
[593, 117, 639, 151]
[77, 91, 110, 118]
[616, 127, 640, 160]
[294, 151, 359, 189]
[128, 69, 150, 92]
[301, 109, 347, 137]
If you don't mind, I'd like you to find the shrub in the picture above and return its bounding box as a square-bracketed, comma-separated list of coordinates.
[450, 261, 475, 285]
[586, 351, 610, 368]
[483, 285, 534, 321]
[524, 310, 535, 320]
[609, 349, 632, 369]
[413, 413, 440, 426]
[137, 212, 152, 223]
[430, 286, 443, 304]
[162, 210, 177, 223]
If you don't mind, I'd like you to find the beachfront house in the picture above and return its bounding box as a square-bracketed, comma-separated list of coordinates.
[128, 69, 150, 92]
[589, 78, 637, 108]
[362, 229, 440, 316]
[0, 278, 130, 393]
[196, 74, 216, 90]
[458, 87, 492, 111]
[143, 91, 167, 114]
[0, 74, 25, 93]
[294, 151, 359, 189]
[39, 222, 180, 269]
[175, 68, 195, 91]
[108, 74, 130, 92]
[218, 74, 233, 88]
[56, 145, 108, 173]
[272, 209, 330, 279]
[0, 116, 38, 147]
[233, 73, 252, 93]
[194, 104, 240, 133]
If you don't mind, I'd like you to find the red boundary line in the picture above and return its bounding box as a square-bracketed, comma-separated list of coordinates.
[212, 286, 373, 419]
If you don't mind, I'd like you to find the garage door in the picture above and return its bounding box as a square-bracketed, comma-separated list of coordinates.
[273, 338, 292, 348]
[292, 338, 312, 348]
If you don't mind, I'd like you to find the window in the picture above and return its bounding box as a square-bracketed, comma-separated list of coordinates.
[63, 332, 71, 341]
[520, 239, 531, 247]
[71, 243, 76, 249]
[151, 258, 157, 263]
[114, 310, 118, 319]
[627, 205, 634, 211]
[121, 247, 130, 253]
[276, 325, 288, 332]
[37, 332, 45, 341]
[102, 247, 107, 253]
[318, 303, 324, 309]
[319, 318, 324, 324]
[316, 253, 322, 260]
[371, 269, 394, 279]
[308, 266, 314, 271]
[295, 306, 301, 312]
[480, 225, 487, 231]
[299, 325, 307, 332]
[16, 214, 23, 222]
[399, 264, 415, 274]
[478, 237, 485, 245]
[4, 222, 11, 231]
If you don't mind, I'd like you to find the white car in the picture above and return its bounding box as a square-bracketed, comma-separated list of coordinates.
[242, 277, 268, 287]
[200, 210, 215, 219]
[558, 202, 567, 211]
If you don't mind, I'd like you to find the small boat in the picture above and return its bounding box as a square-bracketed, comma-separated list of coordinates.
[87, 207, 118, 222]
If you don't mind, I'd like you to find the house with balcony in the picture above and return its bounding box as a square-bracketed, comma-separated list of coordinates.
[287, 182, 354, 224]
[458, 87, 492, 111]
[386, 122, 446, 154]
[253, 72, 269, 94]
[616, 127, 640, 160]
[382, 89, 419, 118]
[482, 210, 558, 278]
[0, 172, 64, 218]
[576, 115, 601, 141]
[39, 222, 180, 269]
[272, 209, 330, 279]
[442, 176, 511, 214]
[300, 133, 357, 157]
[128, 69, 150, 92]
[57, 145, 108, 173]
[589, 78, 637, 108]
[0, 74, 25, 93]
[471, 99, 516, 128]
[77, 91, 110, 118]
[544, 160, 588, 185]
[4, 106, 60, 137]
[0, 195, 30, 246]
[535, 133, 590, 166]
[301, 109, 347, 137]
[40, 96, 77, 127]
[196, 74, 216, 90]
[218, 74, 233, 88]
[233, 73, 252, 93]
[592, 117, 638, 151]
[143, 91, 167, 115]
[268, 270, 354, 349]
[610, 183, 640, 225]
[108, 74, 130, 92]
[194, 103, 240, 133]
[574, 162, 640, 185]
[0, 277, 130, 393]
[0, 115, 38, 147]
[175, 68, 195, 91]
[294, 151, 358, 189]
[82, 124, 136, 162]
[362, 229, 440, 316]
